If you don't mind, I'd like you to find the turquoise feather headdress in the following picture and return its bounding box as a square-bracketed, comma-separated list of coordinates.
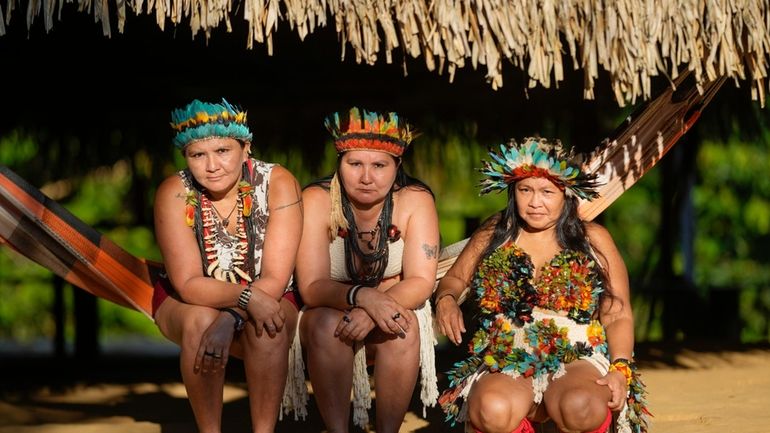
[479, 137, 601, 200]
[170, 99, 253, 149]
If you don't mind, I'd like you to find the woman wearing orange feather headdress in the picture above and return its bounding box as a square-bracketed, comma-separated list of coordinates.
[294, 107, 440, 433]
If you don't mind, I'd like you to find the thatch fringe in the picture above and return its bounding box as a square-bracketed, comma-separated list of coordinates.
[3, 0, 769, 106]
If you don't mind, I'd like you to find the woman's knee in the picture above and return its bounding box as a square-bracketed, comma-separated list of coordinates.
[555, 387, 609, 432]
[468, 389, 524, 432]
[300, 307, 343, 349]
[177, 308, 218, 350]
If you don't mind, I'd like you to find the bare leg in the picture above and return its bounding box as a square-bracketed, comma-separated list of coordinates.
[238, 298, 298, 433]
[369, 309, 420, 433]
[155, 299, 224, 433]
[467, 373, 535, 433]
[544, 360, 612, 433]
[300, 307, 354, 433]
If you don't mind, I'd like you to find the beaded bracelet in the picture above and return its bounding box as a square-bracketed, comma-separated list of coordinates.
[609, 358, 634, 386]
[237, 285, 253, 310]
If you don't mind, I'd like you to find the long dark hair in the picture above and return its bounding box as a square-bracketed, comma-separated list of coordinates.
[477, 182, 612, 300]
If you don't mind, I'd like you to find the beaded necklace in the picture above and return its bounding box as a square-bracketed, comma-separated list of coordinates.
[341, 190, 394, 287]
[200, 194, 251, 283]
[184, 163, 257, 285]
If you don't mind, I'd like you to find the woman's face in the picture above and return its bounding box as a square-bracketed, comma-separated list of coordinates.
[514, 177, 566, 231]
[338, 150, 398, 207]
[184, 138, 249, 196]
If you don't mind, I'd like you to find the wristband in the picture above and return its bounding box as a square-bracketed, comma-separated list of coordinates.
[609, 358, 634, 386]
[221, 308, 246, 332]
[346, 284, 365, 306]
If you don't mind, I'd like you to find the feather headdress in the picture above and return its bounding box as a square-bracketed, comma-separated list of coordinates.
[479, 137, 601, 200]
[324, 107, 414, 157]
[170, 99, 252, 149]
[325, 107, 414, 239]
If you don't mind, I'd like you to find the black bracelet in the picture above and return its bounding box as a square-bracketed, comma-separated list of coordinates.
[346, 284, 365, 306]
[221, 308, 246, 332]
[611, 357, 634, 365]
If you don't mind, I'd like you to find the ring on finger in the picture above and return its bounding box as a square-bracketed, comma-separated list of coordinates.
[343, 315, 351, 323]
[204, 350, 216, 357]
[392, 312, 401, 320]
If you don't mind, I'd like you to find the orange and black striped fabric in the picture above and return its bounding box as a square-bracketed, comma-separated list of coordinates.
[0, 165, 159, 318]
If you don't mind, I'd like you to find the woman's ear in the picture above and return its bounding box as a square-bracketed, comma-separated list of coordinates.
[243, 141, 252, 157]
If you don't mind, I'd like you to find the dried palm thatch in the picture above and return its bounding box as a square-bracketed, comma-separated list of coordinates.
[1, 0, 768, 106]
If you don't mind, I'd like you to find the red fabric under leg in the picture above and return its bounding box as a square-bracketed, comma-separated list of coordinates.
[473, 417, 535, 433]
[584, 408, 613, 433]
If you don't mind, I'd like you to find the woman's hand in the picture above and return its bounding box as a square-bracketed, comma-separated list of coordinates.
[435, 294, 465, 346]
[194, 313, 236, 374]
[246, 287, 286, 338]
[596, 370, 628, 411]
[334, 307, 376, 344]
[355, 287, 411, 337]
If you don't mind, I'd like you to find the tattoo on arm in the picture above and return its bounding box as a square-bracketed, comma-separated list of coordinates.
[270, 182, 304, 213]
[422, 243, 439, 260]
[271, 198, 303, 211]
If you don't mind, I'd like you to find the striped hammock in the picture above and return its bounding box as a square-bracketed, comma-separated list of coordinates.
[0, 72, 725, 318]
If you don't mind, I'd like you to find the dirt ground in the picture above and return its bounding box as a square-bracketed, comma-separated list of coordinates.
[1, 341, 769, 433]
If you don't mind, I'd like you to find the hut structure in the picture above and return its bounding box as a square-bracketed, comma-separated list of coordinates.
[1, 0, 769, 106]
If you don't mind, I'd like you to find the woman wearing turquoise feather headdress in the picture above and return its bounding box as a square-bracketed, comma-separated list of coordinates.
[294, 107, 440, 433]
[152, 98, 304, 432]
[434, 138, 650, 433]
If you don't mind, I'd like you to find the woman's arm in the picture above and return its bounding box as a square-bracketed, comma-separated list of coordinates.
[295, 186, 352, 309]
[590, 222, 635, 410]
[590, 222, 635, 362]
[251, 165, 303, 299]
[434, 214, 498, 345]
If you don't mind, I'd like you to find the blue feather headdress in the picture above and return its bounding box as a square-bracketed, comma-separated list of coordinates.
[479, 137, 601, 200]
[170, 99, 253, 149]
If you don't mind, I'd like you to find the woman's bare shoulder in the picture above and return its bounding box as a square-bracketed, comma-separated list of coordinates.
[155, 174, 185, 200]
[396, 185, 435, 207]
[269, 164, 299, 185]
[584, 221, 620, 257]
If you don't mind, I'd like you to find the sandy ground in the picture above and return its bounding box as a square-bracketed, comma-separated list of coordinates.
[1, 342, 769, 433]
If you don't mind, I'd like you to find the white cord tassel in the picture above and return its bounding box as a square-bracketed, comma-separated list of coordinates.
[279, 309, 309, 420]
[351, 341, 371, 429]
[416, 300, 438, 416]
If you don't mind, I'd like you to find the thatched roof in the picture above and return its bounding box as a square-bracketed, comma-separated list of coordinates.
[2, 0, 769, 106]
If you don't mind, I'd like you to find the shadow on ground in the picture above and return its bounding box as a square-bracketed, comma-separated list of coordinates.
[2, 341, 769, 432]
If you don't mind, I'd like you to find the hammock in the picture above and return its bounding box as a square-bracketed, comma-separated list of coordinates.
[0, 72, 724, 318]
